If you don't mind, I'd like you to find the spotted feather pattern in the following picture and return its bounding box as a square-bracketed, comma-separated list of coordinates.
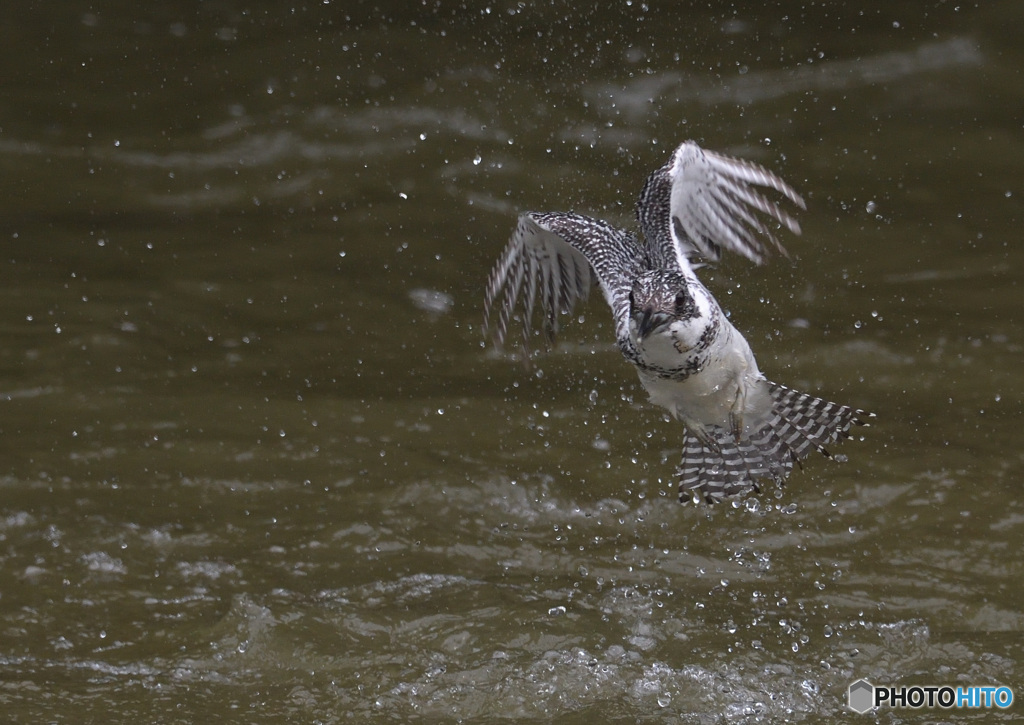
[483, 212, 645, 354]
[678, 383, 871, 504]
[483, 141, 871, 504]
[637, 142, 805, 269]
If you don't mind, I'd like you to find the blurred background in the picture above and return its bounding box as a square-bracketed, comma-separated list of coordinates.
[0, 1, 1021, 722]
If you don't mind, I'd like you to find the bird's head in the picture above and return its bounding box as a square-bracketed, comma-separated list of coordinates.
[628, 271, 699, 341]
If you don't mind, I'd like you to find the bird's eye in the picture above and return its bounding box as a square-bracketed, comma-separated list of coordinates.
[674, 291, 689, 310]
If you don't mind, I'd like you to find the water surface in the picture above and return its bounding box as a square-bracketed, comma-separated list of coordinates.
[1, 2, 1022, 722]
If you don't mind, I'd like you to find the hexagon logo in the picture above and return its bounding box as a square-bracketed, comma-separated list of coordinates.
[848, 679, 875, 713]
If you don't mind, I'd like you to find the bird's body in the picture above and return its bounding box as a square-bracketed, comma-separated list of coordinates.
[483, 141, 869, 503]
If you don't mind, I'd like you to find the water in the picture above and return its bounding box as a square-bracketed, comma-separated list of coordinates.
[1, 2, 1022, 722]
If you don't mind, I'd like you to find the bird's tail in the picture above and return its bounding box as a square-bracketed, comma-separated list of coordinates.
[677, 382, 871, 504]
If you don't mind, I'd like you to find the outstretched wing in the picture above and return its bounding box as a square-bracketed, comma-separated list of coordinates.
[642, 141, 805, 269]
[483, 211, 645, 353]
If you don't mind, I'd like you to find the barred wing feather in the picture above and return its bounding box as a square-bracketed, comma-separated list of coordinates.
[483, 212, 644, 352]
[668, 141, 806, 265]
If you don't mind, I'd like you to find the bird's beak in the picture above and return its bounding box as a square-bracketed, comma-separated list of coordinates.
[637, 306, 663, 339]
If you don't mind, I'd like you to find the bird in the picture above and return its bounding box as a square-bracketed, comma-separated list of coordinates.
[482, 140, 871, 504]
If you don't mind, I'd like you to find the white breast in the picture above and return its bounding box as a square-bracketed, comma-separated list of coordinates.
[638, 315, 770, 431]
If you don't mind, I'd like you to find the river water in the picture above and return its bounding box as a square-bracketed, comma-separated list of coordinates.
[1, 2, 1022, 723]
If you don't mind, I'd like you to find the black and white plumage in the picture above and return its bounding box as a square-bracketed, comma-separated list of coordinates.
[483, 140, 870, 504]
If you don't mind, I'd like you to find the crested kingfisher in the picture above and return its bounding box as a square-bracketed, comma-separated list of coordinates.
[483, 141, 871, 503]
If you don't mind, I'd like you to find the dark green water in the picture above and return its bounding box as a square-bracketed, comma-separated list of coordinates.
[1, 2, 1022, 722]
